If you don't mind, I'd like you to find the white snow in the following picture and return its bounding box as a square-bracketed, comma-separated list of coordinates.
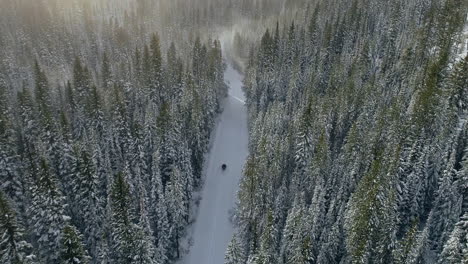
[179, 61, 249, 264]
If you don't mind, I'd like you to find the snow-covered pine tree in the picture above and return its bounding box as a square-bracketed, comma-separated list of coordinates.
[109, 171, 137, 264]
[17, 87, 40, 181]
[439, 213, 468, 264]
[344, 151, 394, 263]
[155, 180, 170, 264]
[166, 167, 187, 259]
[60, 224, 91, 264]
[225, 234, 246, 264]
[149, 33, 163, 105]
[72, 148, 103, 260]
[0, 79, 22, 207]
[133, 171, 157, 264]
[255, 211, 277, 264]
[0, 191, 35, 264]
[157, 102, 177, 186]
[29, 157, 69, 263]
[101, 52, 112, 90]
[280, 194, 304, 263]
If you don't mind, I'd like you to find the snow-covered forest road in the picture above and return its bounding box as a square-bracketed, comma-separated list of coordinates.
[181, 61, 249, 264]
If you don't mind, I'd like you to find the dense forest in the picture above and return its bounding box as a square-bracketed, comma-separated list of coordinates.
[0, 0, 233, 263]
[1, 0, 467, 264]
[0, 0, 303, 263]
[229, 0, 468, 263]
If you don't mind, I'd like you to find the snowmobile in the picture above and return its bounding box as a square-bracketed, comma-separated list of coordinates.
[222, 164, 227, 170]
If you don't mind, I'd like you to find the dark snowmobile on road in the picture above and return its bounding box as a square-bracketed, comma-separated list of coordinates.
[222, 164, 227, 170]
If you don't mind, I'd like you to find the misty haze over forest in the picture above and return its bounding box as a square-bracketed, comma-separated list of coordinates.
[0, 1, 467, 264]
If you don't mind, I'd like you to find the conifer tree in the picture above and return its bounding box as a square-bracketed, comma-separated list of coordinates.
[33, 60, 52, 129]
[0, 191, 35, 264]
[166, 42, 180, 100]
[109, 171, 136, 264]
[73, 57, 93, 107]
[155, 181, 170, 264]
[149, 33, 163, 103]
[60, 224, 90, 264]
[157, 102, 177, 185]
[192, 37, 203, 81]
[288, 236, 313, 264]
[256, 211, 277, 264]
[439, 213, 468, 264]
[345, 152, 391, 263]
[225, 235, 245, 264]
[0, 80, 22, 206]
[29, 158, 69, 263]
[167, 167, 187, 259]
[102, 52, 112, 90]
[17, 87, 39, 178]
[133, 173, 157, 264]
[72, 148, 103, 260]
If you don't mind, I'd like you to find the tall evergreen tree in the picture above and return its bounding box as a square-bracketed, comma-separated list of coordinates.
[225, 235, 245, 264]
[60, 224, 90, 264]
[0, 80, 22, 206]
[439, 213, 468, 264]
[72, 148, 103, 260]
[109, 172, 135, 264]
[29, 158, 69, 264]
[149, 33, 163, 103]
[0, 191, 35, 264]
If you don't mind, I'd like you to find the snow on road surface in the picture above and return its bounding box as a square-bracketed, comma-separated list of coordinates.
[180, 61, 248, 264]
